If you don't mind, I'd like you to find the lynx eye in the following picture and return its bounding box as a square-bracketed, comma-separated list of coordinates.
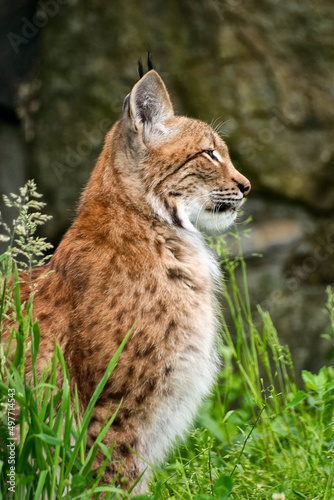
[204, 150, 221, 162]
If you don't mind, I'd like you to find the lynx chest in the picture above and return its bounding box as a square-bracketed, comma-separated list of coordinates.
[136, 227, 220, 464]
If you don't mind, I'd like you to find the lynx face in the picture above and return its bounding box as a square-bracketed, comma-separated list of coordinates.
[120, 70, 250, 233]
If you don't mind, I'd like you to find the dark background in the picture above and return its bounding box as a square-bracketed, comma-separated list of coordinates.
[1, 0, 334, 376]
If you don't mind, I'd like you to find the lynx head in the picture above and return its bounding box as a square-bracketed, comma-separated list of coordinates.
[118, 70, 250, 233]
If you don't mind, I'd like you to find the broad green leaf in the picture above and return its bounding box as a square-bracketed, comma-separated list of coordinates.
[213, 474, 233, 499]
[286, 391, 308, 408]
[302, 370, 317, 390]
[69, 473, 88, 496]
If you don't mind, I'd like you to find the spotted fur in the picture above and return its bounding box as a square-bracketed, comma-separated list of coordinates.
[4, 70, 250, 492]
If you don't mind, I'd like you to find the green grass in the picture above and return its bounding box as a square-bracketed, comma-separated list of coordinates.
[1, 183, 334, 499]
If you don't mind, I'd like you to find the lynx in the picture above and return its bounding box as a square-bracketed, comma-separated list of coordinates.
[5, 68, 250, 492]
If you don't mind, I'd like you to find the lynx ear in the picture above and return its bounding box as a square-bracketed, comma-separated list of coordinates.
[128, 70, 174, 136]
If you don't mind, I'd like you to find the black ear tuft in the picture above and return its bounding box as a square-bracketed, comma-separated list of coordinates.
[147, 51, 154, 71]
[137, 52, 154, 79]
[138, 58, 144, 79]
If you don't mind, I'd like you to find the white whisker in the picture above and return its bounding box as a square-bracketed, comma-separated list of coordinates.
[210, 117, 232, 138]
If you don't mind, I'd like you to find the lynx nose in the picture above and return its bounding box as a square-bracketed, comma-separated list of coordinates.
[237, 181, 251, 196]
